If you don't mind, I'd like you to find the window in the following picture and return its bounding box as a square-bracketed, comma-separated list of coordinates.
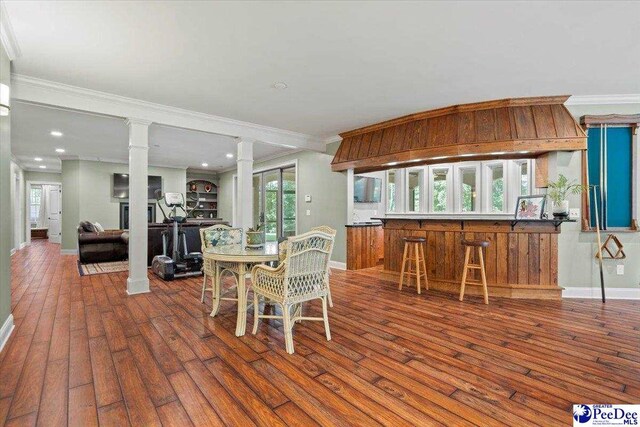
[458, 166, 478, 212]
[253, 165, 296, 242]
[431, 168, 449, 212]
[30, 186, 42, 224]
[585, 123, 635, 229]
[488, 163, 505, 212]
[386, 170, 396, 212]
[407, 169, 422, 212]
[519, 162, 529, 196]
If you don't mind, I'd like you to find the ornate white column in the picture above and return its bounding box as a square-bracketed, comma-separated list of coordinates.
[236, 138, 254, 244]
[126, 118, 152, 295]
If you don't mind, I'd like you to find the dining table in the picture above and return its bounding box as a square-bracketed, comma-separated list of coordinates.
[203, 242, 279, 336]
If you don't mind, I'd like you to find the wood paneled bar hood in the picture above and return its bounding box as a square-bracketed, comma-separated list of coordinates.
[331, 95, 586, 173]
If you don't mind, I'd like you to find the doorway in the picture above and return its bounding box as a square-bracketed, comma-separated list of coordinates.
[26, 182, 62, 245]
[253, 165, 296, 242]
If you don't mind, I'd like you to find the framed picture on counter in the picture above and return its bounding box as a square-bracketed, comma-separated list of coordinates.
[515, 195, 546, 219]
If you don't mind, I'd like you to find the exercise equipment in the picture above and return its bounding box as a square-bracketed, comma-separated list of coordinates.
[152, 191, 203, 280]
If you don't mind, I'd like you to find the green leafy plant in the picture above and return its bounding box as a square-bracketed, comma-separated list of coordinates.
[547, 174, 588, 204]
[247, 223, 263, 233]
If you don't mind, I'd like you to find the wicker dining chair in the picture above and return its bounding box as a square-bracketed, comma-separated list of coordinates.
[199, 224, 243, 303]
[251, 230, 335, 354]
[310, 226, 336, 307]
[276, 226, 337, 307]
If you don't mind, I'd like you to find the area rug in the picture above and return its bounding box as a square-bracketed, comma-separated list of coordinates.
[78, 260, 129, 276]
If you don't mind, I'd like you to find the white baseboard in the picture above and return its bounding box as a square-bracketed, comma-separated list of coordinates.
[0, 314, 15, 353]
[19, 242, 28, 249]
[61, 249, 78, 255]
[329, 261, 346, 270]
[126, 277, 150, 295]
[10, 248, 16, 256]
[562, 287, 640, 300]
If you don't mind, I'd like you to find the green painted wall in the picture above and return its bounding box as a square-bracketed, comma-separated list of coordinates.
[61, 160, 80, 251]
[555, 104, 640, 290]
[0, 44, 11, 330]
[61, 160, 187, 251]
[218, 146, 348, 263]
[24, 170, 62, 183]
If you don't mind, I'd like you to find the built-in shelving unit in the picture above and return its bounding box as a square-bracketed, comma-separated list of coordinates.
[186, 179, 219, 219]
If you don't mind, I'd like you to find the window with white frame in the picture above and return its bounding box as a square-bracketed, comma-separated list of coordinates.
[386, 159, 534, 214]
[457, 165, 479, 213]
[407, 169, 423, 212]
[386, 170, 396, 212]
[30, 186, 42, 224]
[431, 167, 450, 212]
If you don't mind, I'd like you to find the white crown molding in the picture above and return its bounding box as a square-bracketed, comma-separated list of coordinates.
[566, 94, 640, 106]
[11, 74, 325, 152]
[324, 135, 342, 145]
[218, 148, 304, 174]
[0, 2, 21, 60]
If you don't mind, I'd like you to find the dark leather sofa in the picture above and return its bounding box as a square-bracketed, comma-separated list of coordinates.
[77, 222, 129, 264]
[78, 220, 228, 265]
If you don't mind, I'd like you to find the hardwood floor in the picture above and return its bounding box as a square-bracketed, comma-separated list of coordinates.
[1, 240, 639, 426]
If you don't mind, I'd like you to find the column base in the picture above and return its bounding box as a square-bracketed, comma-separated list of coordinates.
[126, 276, 150, 295]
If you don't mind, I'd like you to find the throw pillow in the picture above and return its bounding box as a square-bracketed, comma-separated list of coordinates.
[93, 222, 105, 232]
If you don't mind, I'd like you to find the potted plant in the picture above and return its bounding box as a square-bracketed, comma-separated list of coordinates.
[547, 174, 587, 218]
[246, 224, 265, 248]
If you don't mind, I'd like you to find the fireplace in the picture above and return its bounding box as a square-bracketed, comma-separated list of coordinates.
[119, 203, 156, 229]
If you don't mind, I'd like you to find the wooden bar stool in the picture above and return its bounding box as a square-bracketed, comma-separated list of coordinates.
[399, 237, 428, 294]
[459, 239, 490, 304]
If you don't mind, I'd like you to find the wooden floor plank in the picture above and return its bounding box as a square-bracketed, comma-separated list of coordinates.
[1, 241, 638, 427]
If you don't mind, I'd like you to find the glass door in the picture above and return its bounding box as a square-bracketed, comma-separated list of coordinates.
[254, 166, 296, 242]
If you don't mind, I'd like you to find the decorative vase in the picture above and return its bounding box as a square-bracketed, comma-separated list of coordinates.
[552, 200, 569, 218]
[246, 231, 265, 248]
[189, 182, 197, 192]
[204, 184, 212, 193]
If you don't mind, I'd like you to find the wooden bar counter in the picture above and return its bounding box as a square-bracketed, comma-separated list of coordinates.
[376, 216, 571, 299]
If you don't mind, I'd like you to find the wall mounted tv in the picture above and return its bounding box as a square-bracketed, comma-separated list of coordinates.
[354, 176, 382, 203]
[112, 174, 162, 199]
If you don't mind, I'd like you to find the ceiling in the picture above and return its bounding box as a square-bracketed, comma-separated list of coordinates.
[4, 1, 640, 138]
[11, 102, 291, 172]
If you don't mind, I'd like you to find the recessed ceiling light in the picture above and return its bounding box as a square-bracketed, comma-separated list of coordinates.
[55, 148, 65, 153]
[34, 157, 43, 162]
[39, 165, 46, 169]
[225, 153, 234, 159]
[272, 82, 288, 90]
[50, 130, 63, 137]
[201, 163, 208, 167]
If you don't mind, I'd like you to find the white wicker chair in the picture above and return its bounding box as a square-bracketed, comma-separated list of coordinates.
[199, 224, 243, 304]
[310, 226, 336, 307]
[251, 230, 335, 354]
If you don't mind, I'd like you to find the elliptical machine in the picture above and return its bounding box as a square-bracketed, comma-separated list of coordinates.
[151, 191, 203, 280]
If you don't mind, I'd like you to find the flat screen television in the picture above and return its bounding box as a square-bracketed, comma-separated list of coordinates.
[354, 176, 382, 203]
[112, 174, 162, 199]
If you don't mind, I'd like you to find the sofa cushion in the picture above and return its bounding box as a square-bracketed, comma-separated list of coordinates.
[79, 221, 96, 233]
[94, 222, 105, 232]
[202, 228, 242, 249]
